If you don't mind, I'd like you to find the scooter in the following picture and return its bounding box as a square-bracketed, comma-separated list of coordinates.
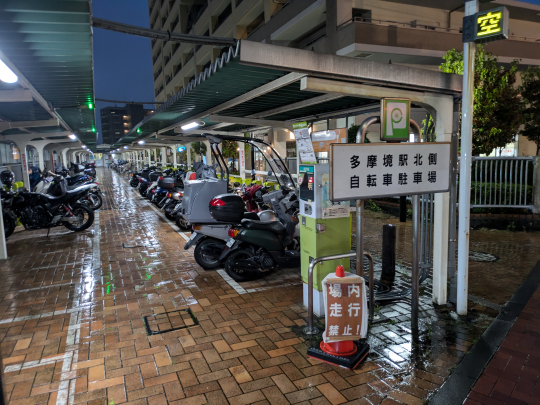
[217, 187, 299, 281]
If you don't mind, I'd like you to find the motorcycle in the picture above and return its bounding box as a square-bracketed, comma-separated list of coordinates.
[1, 171, 95, 238]
[35, 171, 102, 211]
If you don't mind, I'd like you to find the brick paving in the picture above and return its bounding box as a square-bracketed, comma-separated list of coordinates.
[465, 284, 540, 405]
[0, 168, 538, 405]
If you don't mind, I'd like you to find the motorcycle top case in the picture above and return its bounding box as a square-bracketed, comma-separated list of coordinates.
[209, 194, 245, 223]
[157, 176, 175, 189]
[149, 171, 162, 181]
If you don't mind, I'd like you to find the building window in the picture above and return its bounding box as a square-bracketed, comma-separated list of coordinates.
[214, 3, 232, 32]
[246, 12, 265, 36]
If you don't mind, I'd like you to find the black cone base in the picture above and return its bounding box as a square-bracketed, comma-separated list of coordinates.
[307, 341, 370, 369]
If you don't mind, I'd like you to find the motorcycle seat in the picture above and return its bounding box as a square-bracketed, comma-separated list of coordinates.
[241, 219, 286, 235]
[243, 212, 259, 221]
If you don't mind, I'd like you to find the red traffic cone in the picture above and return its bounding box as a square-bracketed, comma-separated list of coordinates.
[319, 265, 357, 356]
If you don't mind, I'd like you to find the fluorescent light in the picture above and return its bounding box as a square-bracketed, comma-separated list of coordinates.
[181, 122, 200, 130]
[82, 145, 87, 149]
[69, 134, 77, 140]
[124, 146, 128, 149]
[138, 140, 145, 145]
[0, 59, 17, 83]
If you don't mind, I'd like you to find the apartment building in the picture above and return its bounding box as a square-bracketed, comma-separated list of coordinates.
[148, 0, 540, 155]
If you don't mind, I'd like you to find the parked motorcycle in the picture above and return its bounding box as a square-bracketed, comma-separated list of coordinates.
[1, 171, 95, 238]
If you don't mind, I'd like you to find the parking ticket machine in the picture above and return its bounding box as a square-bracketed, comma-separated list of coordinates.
[299, 164, 352, 316]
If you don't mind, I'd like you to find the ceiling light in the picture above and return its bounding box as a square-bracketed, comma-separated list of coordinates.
[69, 134, 77, 140]
[124, 146, 128, 149]
[82, 145, 87, 149]
[0, 59, 18, 83]
[181, 122, 200, 130]
[138, 140, 145, 145]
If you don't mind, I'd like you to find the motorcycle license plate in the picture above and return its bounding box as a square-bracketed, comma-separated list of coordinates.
[226, 238, 235, 248]
[189, 232, 197, 241]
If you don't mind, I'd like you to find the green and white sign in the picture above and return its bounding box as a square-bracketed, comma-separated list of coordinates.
[293, 121, 317, 164]
[380, 98, 410, 142]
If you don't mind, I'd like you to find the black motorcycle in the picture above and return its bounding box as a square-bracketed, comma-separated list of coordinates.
[1, 172, 95, 238]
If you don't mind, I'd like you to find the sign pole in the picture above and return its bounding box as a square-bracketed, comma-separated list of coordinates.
[356, 199, 364, 277]
[411, 194, 421, 332]
[457, 0, 479, 316]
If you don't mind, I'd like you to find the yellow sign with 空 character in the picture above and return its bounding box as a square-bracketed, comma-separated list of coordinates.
[474, 7, 508, 43]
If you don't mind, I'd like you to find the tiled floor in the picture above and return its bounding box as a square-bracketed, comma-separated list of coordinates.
[465, 284, 540, 405]
[0, 168, 538, 405]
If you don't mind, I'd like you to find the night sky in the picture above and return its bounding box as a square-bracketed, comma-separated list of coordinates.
[92, 0, 155, 144]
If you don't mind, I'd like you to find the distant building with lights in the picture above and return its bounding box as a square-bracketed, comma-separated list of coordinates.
[100, 104, 153, 145]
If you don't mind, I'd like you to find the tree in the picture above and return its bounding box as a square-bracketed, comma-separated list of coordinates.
[519, 66, 540, 155]
[439, 45, 522, 155]
[221, 140, 239, 174]
[347, 124, 371, 143]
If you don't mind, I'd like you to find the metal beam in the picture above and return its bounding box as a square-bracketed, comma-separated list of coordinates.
[208, 115, 294, 131]
[0, 118, 59, 131]
[208, 94, 345, 129]
[96, 98, 163, 104]
[92, 18, 236, 47]
[172, 129, 245, 136]
[0, 89, 33, 102]
[238, 39, 462, 94]
[156, 72, 306, 134]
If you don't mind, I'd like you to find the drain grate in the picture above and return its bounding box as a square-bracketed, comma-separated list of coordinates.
[143, 308, 199, 335]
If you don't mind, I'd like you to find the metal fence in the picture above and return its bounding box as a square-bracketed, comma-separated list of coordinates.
[466, 156, 536, 211]
[420, 194, 434, 271]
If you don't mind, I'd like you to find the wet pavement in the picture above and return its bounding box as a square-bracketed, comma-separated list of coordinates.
[0, 168, 539, 405]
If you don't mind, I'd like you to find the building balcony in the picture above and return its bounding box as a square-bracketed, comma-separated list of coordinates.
[331, 20, 540, 67]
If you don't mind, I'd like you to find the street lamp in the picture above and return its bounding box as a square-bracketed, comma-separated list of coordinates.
[0, 59, 17, 83]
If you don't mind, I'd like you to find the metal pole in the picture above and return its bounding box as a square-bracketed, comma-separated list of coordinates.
[411, 194, 421, 331]
[304, 251, 375, 335]
[457, 0, 479, 315]
[448, 133, 458, 303]
[356, 199, 364, 277]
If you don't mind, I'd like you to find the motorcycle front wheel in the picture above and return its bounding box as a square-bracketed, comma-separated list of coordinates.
[194, 238, 225, 270]
[81, 193, 102, 210]
[225, 248, 261, 282]
[175, 214, 191, 231]
[3, 213, 15, 238]
[64, 203, 94, 232]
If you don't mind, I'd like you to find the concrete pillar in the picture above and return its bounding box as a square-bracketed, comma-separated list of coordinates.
[237, 141, 245, 180]
[187, 143, 192, 169]
[173, 144, 178, 168]
[160, 146, 166, 167]
[204, 141, 212, 166]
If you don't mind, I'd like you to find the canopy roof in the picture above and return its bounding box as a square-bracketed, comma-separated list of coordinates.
[0, 0, 96, 148]
[113, 40, 462, 150]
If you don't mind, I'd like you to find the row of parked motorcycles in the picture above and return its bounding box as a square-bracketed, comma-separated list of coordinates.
[126, 134, 300, 282]
[1, 162, 102, 238]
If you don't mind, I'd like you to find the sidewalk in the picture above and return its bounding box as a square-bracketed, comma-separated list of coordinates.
[465, 283, 540, 405]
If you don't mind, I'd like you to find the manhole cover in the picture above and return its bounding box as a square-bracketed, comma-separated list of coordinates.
[469, 251, 499, 262]
[143, 308, 199, 335]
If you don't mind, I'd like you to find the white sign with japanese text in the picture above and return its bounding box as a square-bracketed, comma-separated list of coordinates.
[329, 143, 451, 201]
[322, 272, 368, 342]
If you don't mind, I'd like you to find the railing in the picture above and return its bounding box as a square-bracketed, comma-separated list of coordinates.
[338, 17, 540, 44]
[465, 156, 536, 210]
